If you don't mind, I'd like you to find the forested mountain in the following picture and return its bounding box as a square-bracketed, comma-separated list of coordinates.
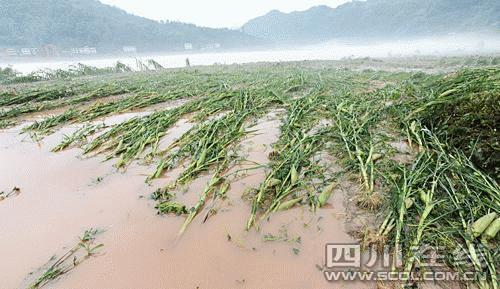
[242, 0, 500, 43]
[0, 0, 263, 52]
[2, 0, 498, 53]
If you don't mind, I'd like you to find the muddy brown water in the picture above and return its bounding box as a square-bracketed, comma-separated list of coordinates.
[0, 111, 376, 289]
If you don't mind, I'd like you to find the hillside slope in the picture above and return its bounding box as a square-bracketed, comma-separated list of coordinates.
[0, 0, 262, 52]
[242, 0, 500, 43]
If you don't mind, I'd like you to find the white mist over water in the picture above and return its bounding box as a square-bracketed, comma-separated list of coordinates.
[2, 34, 499, 74]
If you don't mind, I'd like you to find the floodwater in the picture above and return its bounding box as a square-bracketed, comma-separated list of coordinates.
[0, 111, 376, 289]
[3, 34, 499, 74]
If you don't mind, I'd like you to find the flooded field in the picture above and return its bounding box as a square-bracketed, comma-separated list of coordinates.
[1, 58, 498, 289]
[0, 111, 366, 289]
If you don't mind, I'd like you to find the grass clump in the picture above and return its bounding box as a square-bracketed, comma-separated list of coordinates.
[383, 123, 499, 288]
[247, 88, 338, 229]
[376, 67, 500, 288]
[328, 93, 388, 210]
[404, 67, 500, 178]
[0, 66, 19, 83]
[155, 201, 188, 215]
[151, 188, 188, 215]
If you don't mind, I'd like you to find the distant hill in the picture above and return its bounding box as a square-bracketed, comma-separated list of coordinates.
[0, 0, 263, 53]
[242, 0, 500, 43]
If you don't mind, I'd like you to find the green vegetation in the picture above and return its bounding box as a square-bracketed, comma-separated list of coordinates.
[243, 0, 499, 43]
[0, 0, 261, 52]
[3, 58, 498, 288]
[404, 67, 499, 177]
[29, 229, 103, 289]
[0, 66, 18, 83]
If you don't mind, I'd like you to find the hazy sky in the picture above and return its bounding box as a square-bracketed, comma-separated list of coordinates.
[98, 0, 350, 28]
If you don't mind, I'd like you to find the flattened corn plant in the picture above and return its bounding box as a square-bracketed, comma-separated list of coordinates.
[57, 74, 294, 171]
[150, 85, 299, 234]
[247, 87, 339, 229]
[4, 61, 498, 289]
[22, 74, 227, 136]
[382, 123, 500, 288]
[1, 67, 245, 129]
[378, 68, 500, 288]
[405, 67, 500, 178]
[327, 92, 389, 210]
[0, 79, 136, 128]
[151, 90, 281, 183]
[29, 229, 103, 289]
[0, 73, 159, 127]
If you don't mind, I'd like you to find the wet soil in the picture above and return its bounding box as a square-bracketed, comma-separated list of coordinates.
[0, 111, 375, 289]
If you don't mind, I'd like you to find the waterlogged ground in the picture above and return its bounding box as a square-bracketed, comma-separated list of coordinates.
[1, 58, 498, 289]
[0, 113, 368, 289]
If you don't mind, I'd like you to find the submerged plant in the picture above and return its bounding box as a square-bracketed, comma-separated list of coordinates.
[2, 61, 498, 289]
[29, 229, 104, 289]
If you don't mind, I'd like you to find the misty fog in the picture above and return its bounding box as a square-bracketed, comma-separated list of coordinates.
[3, 33, 499, 74]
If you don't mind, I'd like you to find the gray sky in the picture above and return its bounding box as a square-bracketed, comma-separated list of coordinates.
[98, 0, 350, 28]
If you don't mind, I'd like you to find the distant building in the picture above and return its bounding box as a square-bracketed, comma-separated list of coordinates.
[184, 43, 193, 50]
[70, 46, 97, 55]
[2, 48, 40, 57]
[5, 48, 17, 57]
[202, 43, 221, 50]
[79, 46, 97, 55]
[61, 49, 73, 56]
[18, 48, 39, 56]
[42, 44, 60, 57]
[123, 46, 137, 53]
[21, 48, 31, 56]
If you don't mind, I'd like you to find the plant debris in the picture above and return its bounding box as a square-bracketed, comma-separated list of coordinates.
[28, 228, 104, 289]
[2, 59, 498, 288]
